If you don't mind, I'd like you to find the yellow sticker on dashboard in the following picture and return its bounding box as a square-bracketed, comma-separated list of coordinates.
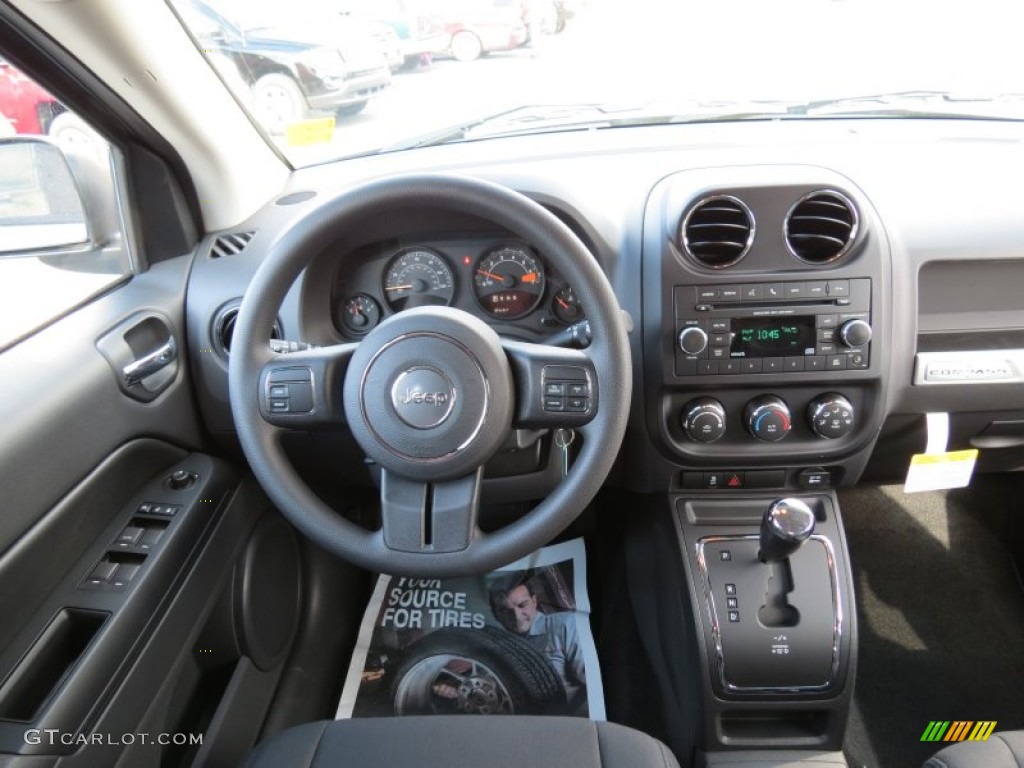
[285, 117, 336, 147]
[904, 449, 979, 493]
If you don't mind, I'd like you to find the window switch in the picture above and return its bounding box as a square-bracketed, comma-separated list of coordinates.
[139, 527, 165, 549]
[88, 561, 118, 583]
[117, 526, 145, 546]
[110, 564, 141, 588]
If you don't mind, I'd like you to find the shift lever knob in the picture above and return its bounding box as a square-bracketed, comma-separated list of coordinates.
[759, 498, 815, 563]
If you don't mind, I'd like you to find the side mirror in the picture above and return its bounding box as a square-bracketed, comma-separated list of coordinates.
[0, 138, 90, 254]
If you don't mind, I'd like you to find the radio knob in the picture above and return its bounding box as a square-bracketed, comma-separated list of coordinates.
[682, 398, 727, 443]
[678, 326, 709, 356]
[839, 319, 872, 348]
[745, 396, 792, 442]
[808, 393, 856, 439]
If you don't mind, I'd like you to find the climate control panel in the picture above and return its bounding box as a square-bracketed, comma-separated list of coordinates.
[680, 392, 857, 445]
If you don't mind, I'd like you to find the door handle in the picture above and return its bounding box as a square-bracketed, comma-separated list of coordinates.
[122, 336, 177, 386]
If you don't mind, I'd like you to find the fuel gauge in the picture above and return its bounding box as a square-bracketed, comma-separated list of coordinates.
[339, 294, 381, 336]
[552, 287, 584, 325]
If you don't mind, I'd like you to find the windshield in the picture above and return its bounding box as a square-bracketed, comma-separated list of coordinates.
[169, 0, 1024, 166]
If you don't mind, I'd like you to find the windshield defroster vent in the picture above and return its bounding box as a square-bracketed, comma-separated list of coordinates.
[785, 191, 858, 264]
[209, 231, 255, 259]
[680, 196, 754, 269]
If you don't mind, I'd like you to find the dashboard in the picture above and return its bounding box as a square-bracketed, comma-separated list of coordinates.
[185, 117, 1024, 494]
[330, 236, 583, 341]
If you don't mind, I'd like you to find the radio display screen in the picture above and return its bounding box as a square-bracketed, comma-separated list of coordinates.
[731, 317, 816, 357]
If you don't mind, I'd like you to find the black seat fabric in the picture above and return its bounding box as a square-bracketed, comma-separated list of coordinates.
[924, 730, 1024, 768]
[244, 716, 679, 768]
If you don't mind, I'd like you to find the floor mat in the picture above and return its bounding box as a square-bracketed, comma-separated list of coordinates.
[840, 477, 1024, 767]
[335, 539, 605, 720]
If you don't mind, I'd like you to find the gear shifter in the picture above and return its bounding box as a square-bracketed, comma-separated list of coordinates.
[759, 497, 815, 563]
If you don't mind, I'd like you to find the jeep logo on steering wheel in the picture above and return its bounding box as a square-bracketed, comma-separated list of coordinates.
[391, 367, 457, 429]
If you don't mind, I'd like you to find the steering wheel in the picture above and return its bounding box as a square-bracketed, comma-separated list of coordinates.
[229, 174, 631, 576]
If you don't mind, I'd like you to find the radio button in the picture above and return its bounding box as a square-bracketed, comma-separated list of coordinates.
[698, 360, 720, 375]
[697, 287, 719, 301]
[742, 284, 763, 301]
[721, 361, 742, 374]
[785, 357, 806, 372]
[806, 281, 827, 299]
[816, 314, 838, 329]
[805, 356, 826, 371]
[763, 358, 784, 373]
[764, 283, 785, 300]
[710, 319, 731, 333]
[720, 285, 741, 301]
[839, 318, 873, 348]
[827, 280, 850, 297]
[742, 359, 762, 373]
[827, 355, 848, 370]
[785, 282, 806, 299]
[678, 326, 709, 355]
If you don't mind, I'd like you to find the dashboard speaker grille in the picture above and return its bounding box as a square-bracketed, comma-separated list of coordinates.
[785, 191, 858, 263]
[210, 231, 254, 259]
[681, 196, 754, 269]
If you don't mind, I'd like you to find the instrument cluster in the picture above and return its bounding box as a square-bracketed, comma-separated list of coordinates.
[332, 237, 584, 339]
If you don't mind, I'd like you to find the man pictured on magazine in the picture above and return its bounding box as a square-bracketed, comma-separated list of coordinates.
[492, 574, 587, 712]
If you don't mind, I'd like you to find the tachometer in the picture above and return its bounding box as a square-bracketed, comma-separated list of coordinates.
[382, 249, 455, 312]
[473, 244, 545, 319]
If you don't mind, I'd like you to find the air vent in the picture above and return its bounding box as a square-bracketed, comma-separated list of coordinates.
[785, 191, 858, 264]
[213, 305, 282, 358]
[209, 231, 254, 259]
[680, 195, 754, 269]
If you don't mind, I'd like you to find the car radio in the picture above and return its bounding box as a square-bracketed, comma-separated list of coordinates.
[673, 278, 872, 377]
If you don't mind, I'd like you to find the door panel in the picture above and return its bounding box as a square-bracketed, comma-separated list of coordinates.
[0, 256, 203, 554]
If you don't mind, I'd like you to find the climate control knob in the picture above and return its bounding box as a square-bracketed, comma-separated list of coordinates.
[745, 396, 792, 442]
[808, 393, 856, 439]
[839, 319, 872, 348]
[678, 326, 709, 356]
[682, 398, 727, 443]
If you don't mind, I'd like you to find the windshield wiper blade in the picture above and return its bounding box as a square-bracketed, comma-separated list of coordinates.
[379, 106, 560, 152]
[380, 101, 796, 151]
[790, 90, 1024, 118]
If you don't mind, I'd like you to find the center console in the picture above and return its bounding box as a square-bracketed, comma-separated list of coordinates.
[630, 166, 892, 763]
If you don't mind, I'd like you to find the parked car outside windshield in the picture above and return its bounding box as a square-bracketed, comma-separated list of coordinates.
[169, 0, 1024, 164]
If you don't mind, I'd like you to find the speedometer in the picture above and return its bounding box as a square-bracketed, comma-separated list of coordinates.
[473, 244, 546, 319]
[382, 248, 455, 312]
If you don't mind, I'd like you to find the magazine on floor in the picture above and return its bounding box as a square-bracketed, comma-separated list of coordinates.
[336, 538, 605, 720]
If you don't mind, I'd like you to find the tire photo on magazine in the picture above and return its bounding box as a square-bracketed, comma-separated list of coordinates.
[341, 556, 595, 719]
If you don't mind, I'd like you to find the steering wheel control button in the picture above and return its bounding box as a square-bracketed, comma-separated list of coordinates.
[540, 365, 593, 418]
[808, 393, 855, 439]
[544, 397, 566, 412]
[390, 367, 457, 429]
[265, 367, 315, 415]
[745, 395, 792, 442]
[682, 397, 727, 443]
